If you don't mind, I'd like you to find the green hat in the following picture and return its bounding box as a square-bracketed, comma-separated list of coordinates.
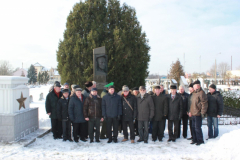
[104, 82, 114, 88]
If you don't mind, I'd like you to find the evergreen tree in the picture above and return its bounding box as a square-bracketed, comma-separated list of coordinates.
[43, 71, 50, 84]
[57, 0, 150, 90]
[168, 59, 184, 86]
[37, 72, 42, 85]
[27, 65, 37, 84]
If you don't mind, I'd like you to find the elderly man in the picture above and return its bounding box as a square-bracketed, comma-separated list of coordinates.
[102, 85, 122, 143]
[152, 86, 168, 142]
[132, 87, 139, 136]
[178, 85, 189, 138]
[187, 83, 194, 140]
[68, 86, 87, 142]
[167, 85, 183, 142]
[83, 88, 104, 143]
[189, 80, 208, 146]
[136, 86, 154, 143]
[45, 81, 63, 139]
[206, 84, 223, 139]
[121, 86, 137, 143]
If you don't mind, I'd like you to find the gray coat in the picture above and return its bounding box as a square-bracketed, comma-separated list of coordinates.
[167, 93, 183, 120]
[136, 93, 154, 121]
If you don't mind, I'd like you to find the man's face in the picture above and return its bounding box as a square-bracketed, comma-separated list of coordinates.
[209, 88, 215, 94]
[76, 91, 82, 97]
[133, 90, 139, 96]
[98, 57, 106, 70]
[63, 92, 69, 98]
[171, 89, 177, 95]
[108, 88, 115, 94]
[179, 87, 185, 94]
[160, 86, 164, 93]
[54, 87, 61, 93]
[140, 89, 146, 95]
[64, 85, 69, 89]
[193, 84, 200, 91]
[189, 87, 194, 93]
[155, 89, 161, 95]
[123, 90, 129, 96]
[91, 90, 97, 96]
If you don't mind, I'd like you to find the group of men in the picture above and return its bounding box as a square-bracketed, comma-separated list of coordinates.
[45, 79, 223, 146]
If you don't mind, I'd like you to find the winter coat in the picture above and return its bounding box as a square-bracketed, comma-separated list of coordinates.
[68, 94, 86, 123]
[136, 93, 154, 121]
[83, 94, 103, 119]
[82, 88, 90, 98]
[57, 96, 70, 120]
[101, 89, 108, 98]
[167, 93, 183, 120]
[179, 92, 189, 115]
[190, 87, 208, 116]
[45, 89, 63, 119]
[121, 93, 137, 121]
[102, 92, 122, 118]
[207, 91, 224, 117]
[188, 93, 193, 112]
[152, 93, 168, 121]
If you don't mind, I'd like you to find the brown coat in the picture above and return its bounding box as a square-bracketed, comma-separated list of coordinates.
[190, 87, 208, 116]
[83, 94, 103, 118]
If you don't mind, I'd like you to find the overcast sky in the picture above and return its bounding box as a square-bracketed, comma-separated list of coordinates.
[0, 0, 240, 75]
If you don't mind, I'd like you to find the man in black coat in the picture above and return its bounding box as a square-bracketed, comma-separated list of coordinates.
[57, 89, 72, 142]
[207, 84, 223, 139]
[187, 83, 194, 140]
[68, 86, 86, 142]
[132, 87, 139, 136]
[102, 85, 122, 143]
[152, 86, 168, 142]
[136, 86, 154, 143]
[178, 85, 189, 138]
[45, 81, 63, 139]
[121, 86, 137, 143]
[167, 85, 183, 142]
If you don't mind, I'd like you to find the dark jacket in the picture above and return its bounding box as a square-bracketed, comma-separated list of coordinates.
[152, 93, 168, 121]
[102, 92, 122, 118]
[179, 92, 189, 115]
[57, 96, 70, 120]
[121, 93, 137, 121]
[207, 91, 224, 117]
[136, 93, 154, 121]
[188, 93, 193, 112]
[167, 93, 183, 120]
[190, 87, 208, 116]
[45, 89, 63, 119]
[83, 94, 103, 119]
[68, 94, 86, 123]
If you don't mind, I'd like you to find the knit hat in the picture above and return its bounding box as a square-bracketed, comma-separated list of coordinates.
[209, 84, 216, 90]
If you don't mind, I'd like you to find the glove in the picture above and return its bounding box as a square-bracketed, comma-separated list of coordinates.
[118, 116, 121, 120]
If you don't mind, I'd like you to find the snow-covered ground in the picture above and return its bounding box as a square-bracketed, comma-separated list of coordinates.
[1, 85, 240, 160]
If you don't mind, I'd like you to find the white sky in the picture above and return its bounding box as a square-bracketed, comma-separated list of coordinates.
[0, 0, 240, 75]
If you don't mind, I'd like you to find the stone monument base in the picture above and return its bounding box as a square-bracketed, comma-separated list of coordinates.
[0, 108, 39, 142]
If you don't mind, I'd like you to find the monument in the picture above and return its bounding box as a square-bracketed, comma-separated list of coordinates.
[0, 76, 39, 142]
[93, 46, 107, 92]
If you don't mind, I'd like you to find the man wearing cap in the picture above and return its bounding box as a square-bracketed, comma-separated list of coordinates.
[167, 85, 183, 142]
[45, 81, 63, 139]
[206, 84, 223, 139]
[68, 86, 87, 142]
[187, 83, 194, 140]
[132, 87, 139, 136]
[121, 86, 137, 143]
[152, 86, 168, 142]
[102, 85, 122, 143]
[189, 80, 208, 146]
[57, 89, 73, 142]
[137, 86, 154, 143]
[83, 88, 104, 143]
[178, 85, 189, 139]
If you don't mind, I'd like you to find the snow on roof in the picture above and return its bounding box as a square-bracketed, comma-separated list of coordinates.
[33, 62, 43, 67]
